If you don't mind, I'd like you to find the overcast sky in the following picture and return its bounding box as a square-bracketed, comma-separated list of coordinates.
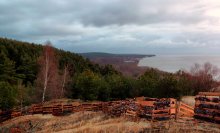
[1, 0, 220, 54]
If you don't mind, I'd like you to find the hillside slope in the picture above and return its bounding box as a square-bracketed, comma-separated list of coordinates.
[0, 38, 120, 85]
[1, 112, 219, 133]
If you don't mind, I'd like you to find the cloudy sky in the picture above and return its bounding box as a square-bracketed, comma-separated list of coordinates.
[1, 0, 220, 54]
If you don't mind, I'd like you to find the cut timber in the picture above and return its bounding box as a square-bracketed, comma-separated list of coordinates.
[138, 101, 154, 107]
[194, 92, 220, 123]
[198, 92, 220, 96]
[42, 106, 53, 114]
[63, 104, 72, 113]
[136, 96, 145, 101]
[178, 102, 194, 117]
[170, 108, 176, 115]
[11, 110, 22, 118]
[153, 109, 169, 114]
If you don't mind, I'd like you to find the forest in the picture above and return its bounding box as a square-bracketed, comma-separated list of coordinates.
[0, 37, 219, 110]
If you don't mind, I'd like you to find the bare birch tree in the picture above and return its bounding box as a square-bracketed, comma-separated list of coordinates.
[36, 42, 58, 103]
[60, 64, 70, 98]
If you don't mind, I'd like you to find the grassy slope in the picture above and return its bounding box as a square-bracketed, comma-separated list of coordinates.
[1, 112, 219, 133]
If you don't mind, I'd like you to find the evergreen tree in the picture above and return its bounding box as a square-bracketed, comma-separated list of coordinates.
[0, 82, 17, 110]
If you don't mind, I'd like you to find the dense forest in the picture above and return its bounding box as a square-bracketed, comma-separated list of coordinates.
[0, 38, 219, 110]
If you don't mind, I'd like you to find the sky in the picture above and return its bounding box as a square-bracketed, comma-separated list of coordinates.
[1, 0, 220, 54]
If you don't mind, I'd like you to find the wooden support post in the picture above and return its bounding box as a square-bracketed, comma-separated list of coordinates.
[175, 100, 178, 120]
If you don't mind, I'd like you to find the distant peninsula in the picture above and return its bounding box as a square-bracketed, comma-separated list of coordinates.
[80, 52, 155, 77]
[80, 52, 155, 59]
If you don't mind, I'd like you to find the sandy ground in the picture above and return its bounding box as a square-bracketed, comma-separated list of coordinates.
[181, 96, 196, 107]
[0, 111, 219, 133]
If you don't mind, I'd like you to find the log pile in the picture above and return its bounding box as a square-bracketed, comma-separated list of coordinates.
[137, 97, 176, 120]
[1, 98, 177, 123]
[0, 110, 11, 123]
[30, 104, 43, 114]
[81, 102, 103, 112]
[52, 104, 63, 116]
[104, 100, 139, 117]
[63, 104, 73, 114]
[10, 109, 22, 118]
[194, 92, 220, 123]
[72, 102, 83, 112]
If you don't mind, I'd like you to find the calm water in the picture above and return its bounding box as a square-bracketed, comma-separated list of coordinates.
[138, 55, 220, 73]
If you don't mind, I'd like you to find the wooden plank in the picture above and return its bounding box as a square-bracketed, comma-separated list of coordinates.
[179, 110, 194, 117]
[179, 109, 194, 115]
[170, 108, 176, 115]
[195, 107, 220, 113]
[179, 107, 194, 114]
[153, 109, 169, 113]
[180, 102, 194, 110]
[198, 92, 220, 96]
[152, 113, 170, 117]
[138, 101, 154, 106]
[11, 111, 22, 118]
[195, 101, 219, 105]
[214, 116, 220, 121]
[136, 96, 145, 101]
[179, 105, 194, 113]
[195, 114, 214, 119]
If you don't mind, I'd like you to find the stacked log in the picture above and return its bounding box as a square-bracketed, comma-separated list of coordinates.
[42, 105, 53, 114]
[52, 104, 63, 116]
[137, 98, 175, 120]
[0, 110, 11, 123]
[62, 104, 72, 114]
[72, 102, 82, 112]
[105, 100, 139, 117]
[11, 109, 22, 118]
[81, 102, 103, 112]
[31, 104, 43, 114]
[105, 101, 126, 117]
[0, 98, 177, 123]
[194, 92, 220, 123]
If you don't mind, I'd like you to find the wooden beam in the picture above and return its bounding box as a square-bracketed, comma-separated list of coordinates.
[198, 92, 220, 96]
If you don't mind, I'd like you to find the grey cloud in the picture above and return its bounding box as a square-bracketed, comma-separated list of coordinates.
[0, 0, 210, 27]
[76, 0, 208, 26]
[0, 0, 220, 54]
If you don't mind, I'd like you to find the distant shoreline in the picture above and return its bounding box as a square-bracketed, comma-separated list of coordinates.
[138, 55, 220, 73]
[80, 52, 155, 59]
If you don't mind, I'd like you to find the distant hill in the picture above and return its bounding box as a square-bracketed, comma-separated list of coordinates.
[79, 52, 155, 77]
[80, 52, 155, 59]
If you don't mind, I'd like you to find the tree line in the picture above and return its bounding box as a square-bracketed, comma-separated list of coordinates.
[0, 38, 219, 110]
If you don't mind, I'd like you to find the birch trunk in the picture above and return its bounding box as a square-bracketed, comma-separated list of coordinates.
[61, 65, 67, 98]
[42, 52, 49, 103]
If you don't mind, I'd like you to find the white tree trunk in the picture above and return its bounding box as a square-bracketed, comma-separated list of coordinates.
[42, 53, 49, 103]
[61, 65, 67, 98]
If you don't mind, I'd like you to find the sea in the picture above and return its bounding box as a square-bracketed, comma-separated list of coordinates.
[138, 55, 220, 73]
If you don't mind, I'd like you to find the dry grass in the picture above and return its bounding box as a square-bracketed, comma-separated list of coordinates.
[1, 111, 219, 133]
